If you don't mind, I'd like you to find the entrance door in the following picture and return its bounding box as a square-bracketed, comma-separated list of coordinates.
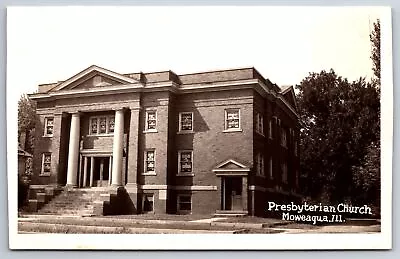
[93, 157, 110, 187]
[222, 177, 243, 211]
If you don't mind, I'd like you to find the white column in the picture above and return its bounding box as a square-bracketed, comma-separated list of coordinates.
[99, 159, 104, 186]
[89, 156, 94, 187]
[108, 156, 112, 186]
[112, 109, 125, 186]
[66, 113, 80, 187]
[83, 156, 88, 187]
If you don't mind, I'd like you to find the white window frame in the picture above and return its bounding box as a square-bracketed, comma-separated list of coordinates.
[177, 194, 192, 213]
[178, 112, 194, 133]
[281, 128, 287, 148]
[89, 115, 115, 136]
[43, 117, 54, 137]
[255, 152, 265, 176]
[144, 110, 157, 133]
[256, 113, 264, 136]
[40, 153, 51, 176]
[282, 163, 288, 183]
[177, 150, 194, 175]
[269, 157, 273, 179]
[224, 108, 241, 132]
[143, 149, 156, 175]
[142, 193, 154, 213]
[268, 119, 273, 139]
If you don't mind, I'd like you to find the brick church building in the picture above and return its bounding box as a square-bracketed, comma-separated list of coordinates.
[27, 65, 300, 216]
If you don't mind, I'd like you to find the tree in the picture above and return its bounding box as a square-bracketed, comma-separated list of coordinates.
[18, 94, 38, 154]
[296, 70, 380, 204]
[350, 19, 381, 213]
[370, 19, 381, 83]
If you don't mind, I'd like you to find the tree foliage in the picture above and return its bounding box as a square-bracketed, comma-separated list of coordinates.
[370, 19, 381, 83]
[18, 94, 38, 153]
[296, 70, 380, 205]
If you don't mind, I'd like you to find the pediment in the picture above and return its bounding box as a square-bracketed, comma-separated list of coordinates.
[281, 85, 298, 111]
[49, 65, 139, 92]
[213, 159, 250, 170]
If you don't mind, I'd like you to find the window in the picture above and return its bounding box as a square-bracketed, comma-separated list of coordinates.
[41, 153, 51, 176]
[179, 112, 193, 132]
[142, 194, 154, 213]
[256, 113, 264, 135]
[282, 163, 288, 183]
[177, 195, 192, 213]
[269, 157, 273, 179]
[44, 117, 54, 137]
[224, 108, 241, 131]
[255, 152, 264, 176]
[281, 128, 287, 147]
[145, 110, 157, 132]
[178, 151, 193, 174]
[268, 119, 273, 139]
[89, 115, 115, 135]
[144, 150, 156, 174]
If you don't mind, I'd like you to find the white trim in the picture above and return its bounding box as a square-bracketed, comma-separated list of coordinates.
[268, 119, 273, 139]
[80, 149, 112, 156]
[43, 117, 54, 137]
[141, 185, 168, 190]
[40, 153, 51, 176]
[212, 168, 251, 172]
[178, 112, 194, 133]
[144, 109, 157, 132]
[255, 112, 264, 136]
[143, 149, 156, 175]
[214, 159, 248, 169]
[52, 65, 139, 91]
[139, 185, 217, 191]
[178, 150, 193, 174]
[224, 108, 241, 131]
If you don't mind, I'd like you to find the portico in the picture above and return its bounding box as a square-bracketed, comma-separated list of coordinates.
[65, 108, 126, 189]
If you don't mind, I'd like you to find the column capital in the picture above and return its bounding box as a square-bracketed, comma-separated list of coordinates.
[113, 107, 128, 112]
[71, 112, 81, 117]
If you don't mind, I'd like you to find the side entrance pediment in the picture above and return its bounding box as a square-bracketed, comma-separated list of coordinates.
[212, 159, 250, 176]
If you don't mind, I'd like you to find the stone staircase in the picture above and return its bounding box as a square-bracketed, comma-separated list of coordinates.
[38, 188, 110, 216]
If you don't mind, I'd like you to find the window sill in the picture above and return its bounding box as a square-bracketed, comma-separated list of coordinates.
[39, 174, 51, 177]
[223, 128, 242, 133]
[42, 135, 53, 138]
[256, 174, 266, 178]
[87, 133, 114, 137]
[142, 172, 156, 176]
[177, 130, 194, 134]
[256, 132, 265, 137]
[143, 130, 158, 133]
[176, 173, 195, 177]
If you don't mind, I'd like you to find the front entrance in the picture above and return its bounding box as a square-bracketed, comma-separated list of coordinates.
[92, 157, 110, 187]
[80, 156, 112, 188]
[221, 176, 243, 211]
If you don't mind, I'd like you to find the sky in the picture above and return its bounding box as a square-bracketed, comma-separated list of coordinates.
[7, 6, 382, 100]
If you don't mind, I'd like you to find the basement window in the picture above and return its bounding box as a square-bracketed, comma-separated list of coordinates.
[142, 194, 154, 213]
[177, 195, 192, 213]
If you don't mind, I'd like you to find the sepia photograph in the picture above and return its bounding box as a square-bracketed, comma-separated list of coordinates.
[7, 5, 392, 250]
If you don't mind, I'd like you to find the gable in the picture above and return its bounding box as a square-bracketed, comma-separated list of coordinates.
[281, 86, 298, 112]
[50, 65, 139, 92]
[64, 72, 126, 90]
